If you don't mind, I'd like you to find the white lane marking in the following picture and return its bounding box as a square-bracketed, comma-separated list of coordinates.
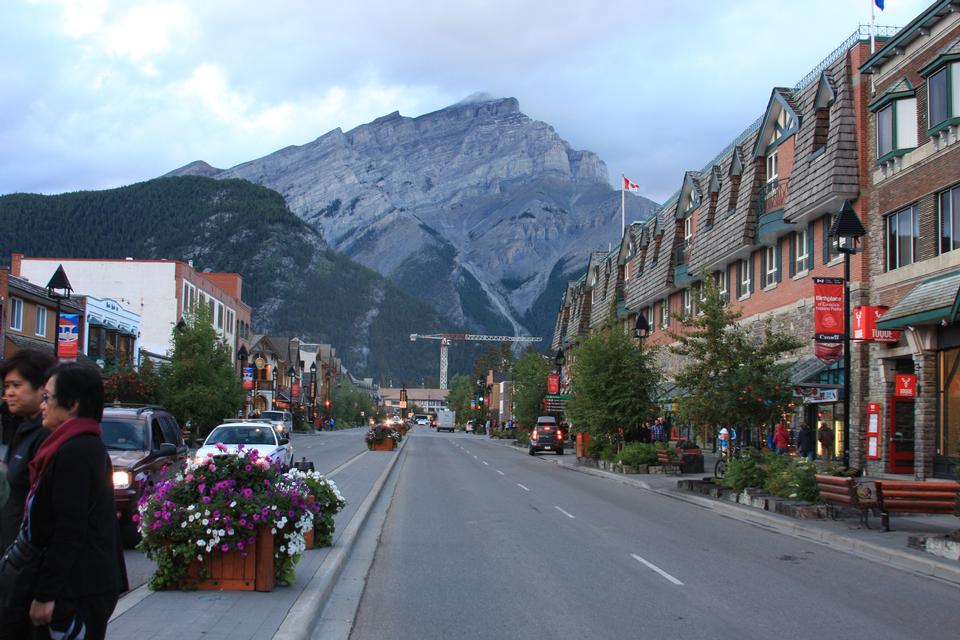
[496, 470, 505, 476]
[473, 455, 478, 460]
[482, 461, 489, 465]
[517, 483, 530, 491]
[630, 554, 684, 585]
[554, 506, 575, 519]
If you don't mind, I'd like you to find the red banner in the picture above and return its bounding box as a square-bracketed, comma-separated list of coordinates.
[814, 342, 842, 365]
[814, 277, 845, 342]
[853, 306, 900, 343]
[58, 313, 79, 360]
[547, 373, 560, 395]
[895, 374, 917, 398]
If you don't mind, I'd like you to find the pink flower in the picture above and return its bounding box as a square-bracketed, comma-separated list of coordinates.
[202, 496, 212, 504]
[221, 544, 230, 552]
[208, 464, 216, 472]
[241, 488, 253, 499]
[131, 514, 140, 523]
[185, 474, 194, 482]
[215, 442, 228, 452]
[244, 464, 253, 472]
[198, 483, 206, 494]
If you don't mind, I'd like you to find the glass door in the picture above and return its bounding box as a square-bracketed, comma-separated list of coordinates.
[887, 396, 915, 473]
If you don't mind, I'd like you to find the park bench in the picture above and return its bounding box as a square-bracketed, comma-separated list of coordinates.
[656, 449, 680, 473]
[814, 474, 878, 528]
[874, 480, 960, 532]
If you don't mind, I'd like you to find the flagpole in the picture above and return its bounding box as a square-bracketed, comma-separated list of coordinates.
[870, 0, 876, 54]
[621, 176, 626, 237]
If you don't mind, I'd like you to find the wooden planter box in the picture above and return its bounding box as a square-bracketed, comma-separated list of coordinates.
[369, 438, 395, 451]
[185, 528, 275, 592]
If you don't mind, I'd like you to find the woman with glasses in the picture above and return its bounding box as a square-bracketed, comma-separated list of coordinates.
[8, 362, 125, 639]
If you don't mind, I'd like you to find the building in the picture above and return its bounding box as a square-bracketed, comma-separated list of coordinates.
[552, 26, 886, 460]
[12, 254, 252, 366]
[1, 269, 85, 360]
[380, 388, 449, 414]
[859, 0, 960, 479]
[83, 296, 141, 370]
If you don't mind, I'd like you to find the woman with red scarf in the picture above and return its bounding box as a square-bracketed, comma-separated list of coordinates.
[10, 363, 125, 639]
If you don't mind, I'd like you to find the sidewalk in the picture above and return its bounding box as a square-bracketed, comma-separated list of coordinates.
[493, 437, 960, 584]
[107, 438, 407, 640]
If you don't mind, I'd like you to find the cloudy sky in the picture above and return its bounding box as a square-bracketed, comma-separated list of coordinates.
[0, 0, 931, 202]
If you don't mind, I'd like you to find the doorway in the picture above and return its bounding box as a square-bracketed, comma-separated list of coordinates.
[887, 396, 915, 473]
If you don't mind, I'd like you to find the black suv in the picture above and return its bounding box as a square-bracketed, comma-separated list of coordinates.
[528, 416, 564, 455]
[100, 405, 189, 547]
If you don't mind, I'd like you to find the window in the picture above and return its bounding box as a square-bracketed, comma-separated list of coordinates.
[226, 309, 235, 334]
[874, 97, 918, 160]
[939, 185, 960, 254]
[886, 204, 919, 270]
[813, 107, 830, 153]
[682, 289, 692, 317]
[660, 299, 670, 328]
[928, 67, 949, 130]
[34, 306, 47, 337]
[822, 214, 836, 264]
[684, 216, 693, 244]
[716, 268, 728, 301]
[216, 303, 224, 330]
[764, 245, 778, 288]
[877, 105, 893, 157]
[795, 226, 810, 274]
[766, 152, 778, 183]
[646, 305, 655, 333]
[739, 258, 751, 297]
[10, 298, 23, 331]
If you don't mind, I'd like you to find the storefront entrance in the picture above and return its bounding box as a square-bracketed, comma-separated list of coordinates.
[888, 396, 915, 474]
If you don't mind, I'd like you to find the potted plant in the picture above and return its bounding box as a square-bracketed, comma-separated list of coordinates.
[285, 468, 347, 548]
[365, 425, 400, 451]
[136, 444, 321, 591]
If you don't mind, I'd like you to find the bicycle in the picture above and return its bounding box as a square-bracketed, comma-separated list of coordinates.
[714, 442, 742, 478]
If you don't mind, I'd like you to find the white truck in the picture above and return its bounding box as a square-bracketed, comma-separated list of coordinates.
[436, 409, 456, 433]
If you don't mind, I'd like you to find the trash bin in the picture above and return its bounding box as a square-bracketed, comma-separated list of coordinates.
[576, 433, 592, 458]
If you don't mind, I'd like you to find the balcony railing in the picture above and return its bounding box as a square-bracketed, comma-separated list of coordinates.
[758, 177, 789, 214]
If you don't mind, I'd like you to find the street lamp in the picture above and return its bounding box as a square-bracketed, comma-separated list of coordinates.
[309, 362, 317, 423]
[287, 365, 296, 410]
[827, 200, 867, 469]
[45, 265, 73, 359]
[634, 313, 650, 341]
[237, 346, 249, 417]
[271, 367, 278, 409]
[554, 347, 566, 387]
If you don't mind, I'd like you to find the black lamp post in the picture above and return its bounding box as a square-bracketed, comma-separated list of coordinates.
[828, 200, 867, 469]
[554, 348, 566, 388]
[237, 345, 248, 417]
[271, 368, 278, 409]
[287, 365, 296, 410]
[325, 369, 332, 419]
[45, 265, 73, 359]
[309, 362, 317, 423]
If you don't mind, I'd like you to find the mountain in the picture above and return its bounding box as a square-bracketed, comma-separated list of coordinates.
[168, 95, 659, 342]
[0, 176, 466, 382]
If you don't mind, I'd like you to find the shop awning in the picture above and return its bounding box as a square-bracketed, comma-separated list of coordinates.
[876, 270, 960, 330]
[87, 315, 104, 326]
[785, 356, 829, 385]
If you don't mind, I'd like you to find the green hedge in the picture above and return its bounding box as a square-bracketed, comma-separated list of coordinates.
[722, 450, 818, 502]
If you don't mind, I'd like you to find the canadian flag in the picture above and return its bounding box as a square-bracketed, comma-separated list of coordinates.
[623, 176, 640, 191]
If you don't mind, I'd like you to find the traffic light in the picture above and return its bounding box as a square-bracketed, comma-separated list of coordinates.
[324, 399, 331, 410]
[478, 396, 484, 406]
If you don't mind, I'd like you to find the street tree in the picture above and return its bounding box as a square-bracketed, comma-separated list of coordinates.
[160, 304, 244, 439]
[564, 328, 661, 446]
[446, 374, 474, 418]
[511, 349, 552, 429]
[669, 273, 803, 446]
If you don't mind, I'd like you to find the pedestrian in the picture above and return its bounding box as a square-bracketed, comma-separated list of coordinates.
[0, 463, 8, 509]
[718, 426, 730, 456]
[773, 422, 790, 455]
[651, 418, 665, 443]
[817, 421, 834, 462]
[797, 423, 815, 461]
[4, 362, 126, 639]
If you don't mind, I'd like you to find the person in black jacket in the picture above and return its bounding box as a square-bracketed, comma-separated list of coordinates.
[13, 362, 125, 639]
[0, 349, 54, 554]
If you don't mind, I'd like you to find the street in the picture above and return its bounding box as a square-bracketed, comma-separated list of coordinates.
[348, 430, 959, 640]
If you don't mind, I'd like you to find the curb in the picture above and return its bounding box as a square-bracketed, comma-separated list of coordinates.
[272, 436, 408, 640]
[493, 437, 960, 584]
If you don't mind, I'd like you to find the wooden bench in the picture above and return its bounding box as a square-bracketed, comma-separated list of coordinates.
[874, 480, 960, 532]
[814, 474, 878, 528]
[656, 449, 680, 472]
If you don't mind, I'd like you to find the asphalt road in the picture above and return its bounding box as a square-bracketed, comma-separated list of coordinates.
[349, 430, 960, 640]
[123, 428, 370, 590]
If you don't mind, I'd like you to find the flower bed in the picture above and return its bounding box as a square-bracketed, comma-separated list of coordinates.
[137, 444, 321, 590]
[365, 425, 401, 451]
[285, 468, 346, 548]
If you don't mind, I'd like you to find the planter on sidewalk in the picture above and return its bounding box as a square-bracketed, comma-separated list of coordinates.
[182, 527, 274, 592]
[369, 438, 395, 451]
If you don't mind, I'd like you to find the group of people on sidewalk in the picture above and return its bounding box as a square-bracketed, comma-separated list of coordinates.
[768, 421, 834, 462]
[0, 350, 127, 639]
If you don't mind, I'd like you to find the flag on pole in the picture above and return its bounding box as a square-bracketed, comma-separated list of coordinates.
[875, 0, 884, 10]
[622, 176, 640, 191]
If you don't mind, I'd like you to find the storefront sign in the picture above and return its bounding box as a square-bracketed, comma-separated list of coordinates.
[292, 383, 301, 401]
[242, 367, 254, 390]
[58, 313, 79, 360]
[852, 306, 900, 343]
[547, 373, 560, 395]
[895, 374, 917, 398]
[813, 277, 845, 342]
[866, 402, 881, 459]
[793, 387, 839, 403]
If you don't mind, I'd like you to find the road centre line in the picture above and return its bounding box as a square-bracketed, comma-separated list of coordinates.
[496, 470, 505, 476]
[630, 554, 684, 585]
[482, 461, 489, 465]
[517, 483, 530, 491]
[554, 506, 575, 519]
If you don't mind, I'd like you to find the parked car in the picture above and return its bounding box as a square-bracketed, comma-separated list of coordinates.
[100, 404, 189, 547]
[529, 416, 564, 455]
[259, 410, 294, 434]
[196, 422, 295, 470]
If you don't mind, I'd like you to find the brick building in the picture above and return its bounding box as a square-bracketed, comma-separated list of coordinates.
[552, 27, 885, 460]
[860, 0, 960, 479]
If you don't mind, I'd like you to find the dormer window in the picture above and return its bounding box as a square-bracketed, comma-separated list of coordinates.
[769, 109, 795, 146]
[919, 46, 960, 134]
[869, 78, 918, 163]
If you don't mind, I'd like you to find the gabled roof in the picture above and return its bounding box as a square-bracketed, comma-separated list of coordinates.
[868, 77, 915, 112]
[752, 88, 800, 158]
[676, 171, 702, 217]
[728, 146, 744, 177]
[708, 165, 722, 193]
[813, 72, 836, 110]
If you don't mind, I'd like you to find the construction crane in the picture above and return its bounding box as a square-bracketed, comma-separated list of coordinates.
[409, 333, 543, 389]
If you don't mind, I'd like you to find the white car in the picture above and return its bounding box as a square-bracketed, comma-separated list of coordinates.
[258, 410, 294, 435]
[195, 422, 294, 469]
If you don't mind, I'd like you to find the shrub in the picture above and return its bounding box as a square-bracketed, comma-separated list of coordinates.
[514, 428, 530, 445]
[619, 442, 659, 466]
[722, 449, 770, 492]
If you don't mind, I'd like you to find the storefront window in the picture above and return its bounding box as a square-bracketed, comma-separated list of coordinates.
[938, 348, 960, 459]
